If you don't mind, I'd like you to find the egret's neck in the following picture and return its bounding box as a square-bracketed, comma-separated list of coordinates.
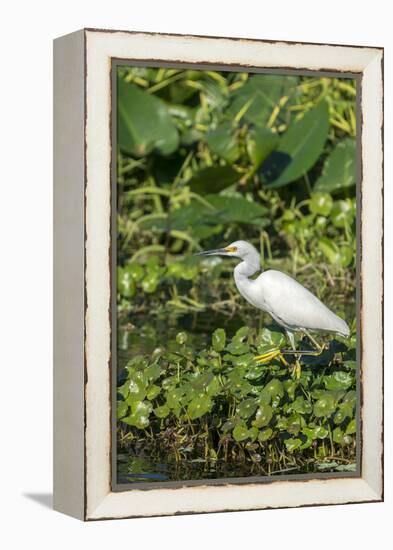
[234, 257, 261, 289]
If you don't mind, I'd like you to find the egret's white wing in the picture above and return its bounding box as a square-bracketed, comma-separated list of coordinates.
[250, 270, 349, 335]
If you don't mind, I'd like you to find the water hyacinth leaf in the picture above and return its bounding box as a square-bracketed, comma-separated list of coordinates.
[229, 74, 297, 127]
[288, 396, 313, 415]
[117, 400, 128, 419]
[145, 364, 161, 382]
[331, 200, 355, 228]
[176, 331, 188, 345]
[127, 263, 144, 282]
[256, 327, 286, 350]
[212, 328, 226, 352]
[192, 372, 214, 390]
[233, 422, 250, 442]
[189, 165, 241, 195]
[154, 404, 170, 418]
[309, 192, 333, 216]
[333, 427, 344, 444]
[141, 274, 159, 293]
[118, 79, 179, 156]
[286, 414, 302, 435]
[314, 138, 356, 193]
[126, 378, 147, 405]
[258, 427, 273, 442]
[117, 267, 136, 298]
[206, 376, 221, 397]
[205, 122, 240, 163]
[237, 398, 258, 419]
[285, 437, 303, 452]
[318, 237, 341, 264]
[346, 419, 356, 435]
[265, 101, 329, 187]
[264, 379, 284, 399]
[253, 404, 273, 428]
[248, 427, 259, 442]
[246, 127, 279, 168]
[313, 393, 336, 417]
[222, 419, 236, 433]
[166, 387, 185, 409]
[188, 395, 212, 420]
[324, 371, 353, 391]
[146, 384, 161, 400]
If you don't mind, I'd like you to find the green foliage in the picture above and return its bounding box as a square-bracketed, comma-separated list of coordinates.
[117, 327, 357, 475]
[116, 67, 357, 480]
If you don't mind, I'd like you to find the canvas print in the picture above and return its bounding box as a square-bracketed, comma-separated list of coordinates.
[115, 66, 358, 485]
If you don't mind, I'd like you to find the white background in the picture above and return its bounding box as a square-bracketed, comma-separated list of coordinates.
[1, 1, 391, 548]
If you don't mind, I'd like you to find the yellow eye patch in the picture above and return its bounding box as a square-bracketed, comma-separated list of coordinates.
[225, 246, 237, 253]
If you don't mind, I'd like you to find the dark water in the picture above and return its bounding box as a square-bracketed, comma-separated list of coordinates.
[117, 308, 258, 371]
[117, 453, 356, 484]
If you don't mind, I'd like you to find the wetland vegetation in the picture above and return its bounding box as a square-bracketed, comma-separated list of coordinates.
[116, 66, 357, 483]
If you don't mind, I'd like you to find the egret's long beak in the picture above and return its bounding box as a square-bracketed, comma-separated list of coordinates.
[195, 248, 227, 257]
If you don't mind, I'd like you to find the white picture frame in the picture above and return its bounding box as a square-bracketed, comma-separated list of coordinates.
[53, 28, 383, 521]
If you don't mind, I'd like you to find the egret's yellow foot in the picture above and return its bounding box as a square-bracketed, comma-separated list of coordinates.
[254, 350, 289, 367]
[289, 359, 302, 379]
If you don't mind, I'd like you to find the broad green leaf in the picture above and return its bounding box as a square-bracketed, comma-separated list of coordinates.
[246, 127, 279, 168]
[212, 328, 226, 352]
[189, 165, 241, 195]
[266, 101, 329, 187]
[314, 138, 356, 193]
[229, 74, 298, 126]
[205, 195, 269, 227]
[205, 122, 239, 163]
[118, 79, 179, 156]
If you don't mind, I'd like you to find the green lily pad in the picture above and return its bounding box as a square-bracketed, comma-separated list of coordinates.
[313, 394, 336, 417]
[237, 398, 258, 419]
[117, 400, 128, 419]
[324, 371, 353, 391]
[233, 422, 249, 442]
[188, 395, 212, 420]
[258, 427, 273, 442]
[154, 404, 170, 418]
[309, 192, 333, 216]
[252, 404, 273, 428]
[285, 437, 303, 452]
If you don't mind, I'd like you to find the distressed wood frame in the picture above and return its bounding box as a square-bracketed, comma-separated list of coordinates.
[53, 28, 384, 521]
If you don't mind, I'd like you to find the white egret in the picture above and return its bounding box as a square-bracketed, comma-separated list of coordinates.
[196, 240, 350, 374]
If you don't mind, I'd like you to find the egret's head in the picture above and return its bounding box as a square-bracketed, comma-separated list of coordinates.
[196, 240, 260, 263]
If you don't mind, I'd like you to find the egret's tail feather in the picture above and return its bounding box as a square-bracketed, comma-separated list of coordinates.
[335, 316, 350, 337]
